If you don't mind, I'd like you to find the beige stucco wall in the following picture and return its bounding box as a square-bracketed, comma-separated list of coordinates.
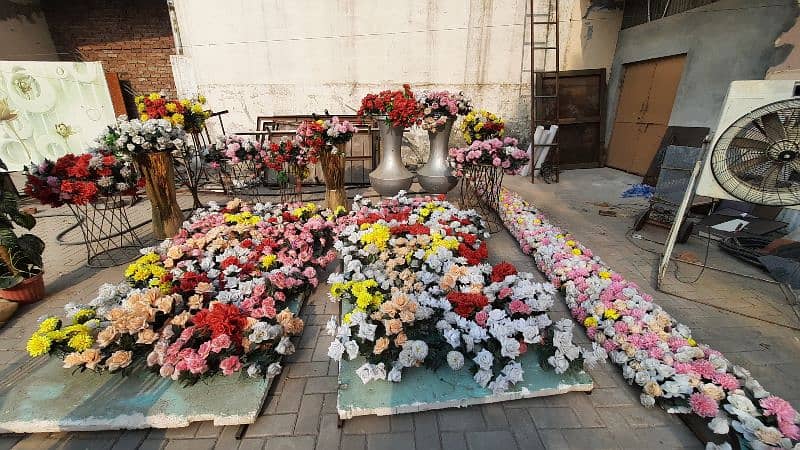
[171, 0, 621, 153]
[0, 0, 58, 61]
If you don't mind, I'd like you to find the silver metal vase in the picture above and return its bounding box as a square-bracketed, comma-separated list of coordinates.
[417, 117, 458, 194]
[370, 119, 413, 197]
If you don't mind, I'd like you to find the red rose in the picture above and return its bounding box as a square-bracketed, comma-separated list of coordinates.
[491, 262, 518, 283]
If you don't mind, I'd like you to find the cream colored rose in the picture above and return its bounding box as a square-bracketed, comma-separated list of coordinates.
[188, 294, 204, 310]
[275, 309, 293, 326]
[385, 319, 403, 335]
[82, 349, 102, 370]
[96, 326, 118, 348]
[755, 426, 783, 446]
[643, 381, 663, 398]
[154, 295, 173, 314]
[63, 352, 85, 369]
[195, 282, 213, 294]
[399, 310, 415, 323]
[394, 332, 407, 347]
[171, 311, 192, 327]
[284, 318, 304, 336]
[137, 328, 159, 345]
[106, 350, 133, 371]
[373, 337, 390, 355]
[700, 383, 725, 401]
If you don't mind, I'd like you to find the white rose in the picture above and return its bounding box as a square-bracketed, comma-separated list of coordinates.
[327, 340, 345, 361]
[474, 369, 492, 388]
[473, 349, 494, 371]
[344, 340, 360, 360]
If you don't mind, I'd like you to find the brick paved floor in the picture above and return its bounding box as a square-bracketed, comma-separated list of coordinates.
[6, 172, 784, 449]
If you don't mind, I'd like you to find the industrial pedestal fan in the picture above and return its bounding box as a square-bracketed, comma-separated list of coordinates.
[658, 80, 800, 285]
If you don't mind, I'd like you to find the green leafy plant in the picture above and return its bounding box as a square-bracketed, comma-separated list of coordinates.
[0, 191, 44, 289]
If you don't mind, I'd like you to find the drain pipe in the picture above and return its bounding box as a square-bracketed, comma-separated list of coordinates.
[166, 0, 183, 55]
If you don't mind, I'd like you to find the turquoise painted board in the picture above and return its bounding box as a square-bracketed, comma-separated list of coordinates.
[0, 296, 304, 433]
[337, 300, 594, 418]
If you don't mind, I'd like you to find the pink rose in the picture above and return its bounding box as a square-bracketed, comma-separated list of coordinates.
[220, 356, 242, 376]
[210, 334, 232, 353]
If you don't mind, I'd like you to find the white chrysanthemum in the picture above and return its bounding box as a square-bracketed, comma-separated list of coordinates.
[447, 351, 464, 370]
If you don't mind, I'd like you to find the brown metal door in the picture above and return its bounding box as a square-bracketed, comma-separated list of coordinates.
[536, 69, 606, 168]
[607, 54, 686, 175]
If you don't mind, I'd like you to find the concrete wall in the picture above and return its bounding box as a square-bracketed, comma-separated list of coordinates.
[605, 0, 800, 143]
[0, 0, 58, 61]
[171, 0, 621, 155]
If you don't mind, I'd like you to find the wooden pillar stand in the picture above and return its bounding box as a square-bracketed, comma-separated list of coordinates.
[135, 151, 184, 239]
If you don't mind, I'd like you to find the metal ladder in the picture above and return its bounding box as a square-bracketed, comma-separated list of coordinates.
[527, 0, 560, 183]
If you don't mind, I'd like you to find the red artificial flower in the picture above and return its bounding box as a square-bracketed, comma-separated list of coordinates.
[192, 302, 248, 344]
[446, 291, 489, 318]
[459, 241, 487, 265]
[491, 262, 518, 283]
[179, 272, 210, 293]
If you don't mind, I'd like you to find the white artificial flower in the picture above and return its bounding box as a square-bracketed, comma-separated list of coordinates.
[502, 362, 524, 384]
[640, 393, 656, 408]
[474, 369, 492, 388]
[708, 414, 730, 435]
[355, 363, 375, 384]
[473, 349, 494, 371]
[267, 362, 282, 377]
[447, 351, 465, 370]
[357, 323, 377, 342]
[247, 365, 262, 378]
[327, 340, 345, 361]
[387, 366, 402, 383]
[344, 340, 360, 360]
[275, 337, 295, 355]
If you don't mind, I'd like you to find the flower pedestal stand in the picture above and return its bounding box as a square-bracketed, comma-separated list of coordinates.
[459, 164, 504, 233]
[320, 145, 348, 210]
[67, 194, 143, 267]
[135, 151, 185, 240]
[279, 163, 304, 204]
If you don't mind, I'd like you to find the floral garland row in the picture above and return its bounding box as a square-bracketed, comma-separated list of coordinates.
[27, 199, 341, 385]
[324, 193, 604, 393]
[497, 188, 799, 450]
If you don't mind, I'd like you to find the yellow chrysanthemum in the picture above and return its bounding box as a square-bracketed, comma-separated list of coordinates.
[26, 333, 51, 357]
[583, 317, 598, 328]
[598, 271, 611, 279]
[148, 92, 161, 101]
[140, 113, 149, 121]
[45, 330, 67, 342]
[687, 338, 697, 347]
[571, 248, 582, 256]
[360, 224, 391, 250]
[38, 317, 60, 334]
[604, 309, 620, 320]
[190, 103, 204, 114]
[72, 309, 96, 325]
[67, 333, 93, 352]
[197, 94, 206, 104]
[165, 102, 177, 113]
[261, 254, 277, 270]
[171, 113, 185, 125]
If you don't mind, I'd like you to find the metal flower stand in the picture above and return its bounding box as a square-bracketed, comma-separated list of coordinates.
[173, 132, 211, 209]
[279, 163, 305, 204]
[218, 160, 269, 203]
[67, 194, 143, 268]
[459, 164, 504, 233]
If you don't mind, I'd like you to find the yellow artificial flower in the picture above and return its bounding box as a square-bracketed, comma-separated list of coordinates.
[68, 333, 93, 352]
[171, 113, 185, 126]
[190, 103, 204, 114]
[72, 309, 96, 325]
[38, 317, 60, 334]
[583, 317, 598, 328]
[565, 240, 575, 247]
[26, 333, 51, 357]
[165, 102, 177, 113]
[140, 113, 149, 121]
[197, 94, 206, 104]
[180, 99, 190, 107]
[261, 254, 277, 270]
[137, 102, 146, 113]
[343, 312, 352, 324]
[604, 309, 620, 320]
[598, 271, 611, 279]
[687, 338, 697, 347]
[571, 248, 582, 256]
[134, 95, 144, 104]
[360, 224, 391, 250]
[45, 330, 67, 342]
[148, 92, 161, 101]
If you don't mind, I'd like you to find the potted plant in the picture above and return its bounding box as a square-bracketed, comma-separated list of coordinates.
[0, 191, 45, 303]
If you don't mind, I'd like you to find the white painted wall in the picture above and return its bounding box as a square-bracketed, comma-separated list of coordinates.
[171, 0, 621, 155]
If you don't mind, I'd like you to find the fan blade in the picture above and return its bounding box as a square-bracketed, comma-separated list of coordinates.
[729, 137, 770, 151]
[761, 164, 784, 189]
[760, 112, 787, 142]
[728, 155, 769, 174]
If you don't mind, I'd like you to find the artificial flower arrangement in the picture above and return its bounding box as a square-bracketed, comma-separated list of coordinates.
[497, 188, 800, 449]
[205, 135, 266, 167]
[264, 137, 317, 183]
[325, 193, 604, 392]
[460, 109, 505, 144]
[449, 137, 530, 177]
[27, 198, 343, 385]
[135, 92, 210, 133]
[417, 90, 473, 132]
[357, 84, 422, 128]
[98, 116, 188, 157]
[24, 151, 141, 207]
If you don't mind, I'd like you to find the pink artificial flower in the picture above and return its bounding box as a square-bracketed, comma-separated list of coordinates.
[761, 396, 799, 424]
[220, 355, 243, 376]
[475, 310, 489, 327]
[210, 334, 232, 353]
[498, 287, 513, 299]
[509, 299, 531, 315]
[198, 341, 212, 359]
[711, 372, 740, 391]
[689, 393, 719, 418]
[185, 352, 209, 375]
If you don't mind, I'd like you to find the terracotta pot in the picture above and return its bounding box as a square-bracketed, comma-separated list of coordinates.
[0, 273, 45, 304]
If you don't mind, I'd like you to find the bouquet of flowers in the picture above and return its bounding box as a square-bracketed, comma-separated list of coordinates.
[205, 135, 266, 167]
[135, 93, 210, 133]
[24, 151, 141, 207]
[28, 199, 343, 385]
[357, 84, 422, 128]
[417, 90, 472, 132]
[321, 116, 357, 152]
[449, 137, 529, 176]
[325, 193, 602, 392]
[460, 109, 505, 144]
[98, 116, 187, 156]
[498, 188, 800, 449]
[265, 138, 317, 172]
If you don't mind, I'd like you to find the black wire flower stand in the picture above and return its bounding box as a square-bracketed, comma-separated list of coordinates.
[67, 194, 143, 268]
[459, 164, 504, 233]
